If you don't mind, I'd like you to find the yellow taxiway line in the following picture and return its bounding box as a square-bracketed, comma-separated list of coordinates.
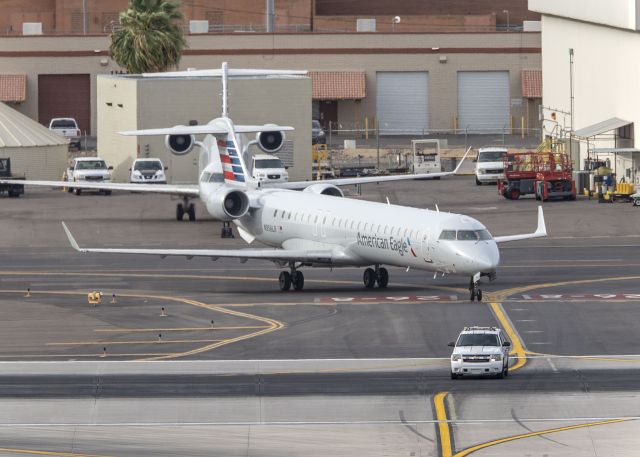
[434, 391, 453, 457]
[488, 302, 527, 371]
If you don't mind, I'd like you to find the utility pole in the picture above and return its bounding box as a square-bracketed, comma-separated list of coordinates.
[569, 48, 575, 168]
[82, 0, 87, 34]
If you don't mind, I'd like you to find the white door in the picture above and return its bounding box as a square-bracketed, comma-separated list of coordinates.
[457, 71, 510, 134]
[376, 72, 429, 135]
[421, 231, 433, 263]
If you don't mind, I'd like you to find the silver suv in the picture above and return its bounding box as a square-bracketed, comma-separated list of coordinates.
[448, 326, 511, 379]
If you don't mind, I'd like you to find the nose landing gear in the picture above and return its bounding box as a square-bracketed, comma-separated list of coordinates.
[469, 273, 483, 302]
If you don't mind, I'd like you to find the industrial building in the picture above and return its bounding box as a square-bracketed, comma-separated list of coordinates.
[530, 0, 640, 184]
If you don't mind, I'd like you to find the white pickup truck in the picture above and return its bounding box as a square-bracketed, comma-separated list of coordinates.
[251, 154, 288, 184]
[49, 118, 81, 149]
[66, 157, 113, 195]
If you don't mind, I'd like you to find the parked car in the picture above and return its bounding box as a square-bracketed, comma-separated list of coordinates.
[49, 118, 81, 149]
[312, 120, 326, 144]
[130, 158, 168, 184]
[251, 154, 288, 184]
[66, 157, 113, 195]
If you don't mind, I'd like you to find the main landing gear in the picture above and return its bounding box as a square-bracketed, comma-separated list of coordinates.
[469, 273, 482, 302]
[363, 265, 389, 289]
[176, 197, 196, 222]
[279, 263, 305, 291]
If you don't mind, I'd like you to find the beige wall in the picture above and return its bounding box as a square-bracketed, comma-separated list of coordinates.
[0, 32, 540, 132]
[98, 74, 312, 183]
[3, 145, 68, 180]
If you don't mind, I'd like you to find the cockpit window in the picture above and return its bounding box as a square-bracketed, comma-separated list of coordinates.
[200, 172, 211, 182]
[457, 230, 478, 241]
[440, 229, 493, 241]
[209, 173, 224, 183]
[439, 230, 456, 240]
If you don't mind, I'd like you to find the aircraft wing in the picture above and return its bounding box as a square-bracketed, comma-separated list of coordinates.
[279, 147, 472, 189]
[120, 124, 294, 136]
[0, 180, 200, 197]
[493, 206, 547, 243]
[62, 222, 336, 263]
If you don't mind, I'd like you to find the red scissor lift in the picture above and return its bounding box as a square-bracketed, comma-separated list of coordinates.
[498, 152, 576, 201]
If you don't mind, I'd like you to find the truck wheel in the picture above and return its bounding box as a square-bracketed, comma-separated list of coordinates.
[475, 177, 482, 186]
[176, 203, 184, 221]
[74, 188, 82, 196]
[103, 190, 112, 196]
[66, 186, 73, 193]
[510, 188, 520, 200]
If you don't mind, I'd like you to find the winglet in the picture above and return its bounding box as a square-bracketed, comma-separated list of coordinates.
[535, 205, 547, 237]
[61, 222, 82, 252]
[452, 147, 472, 174]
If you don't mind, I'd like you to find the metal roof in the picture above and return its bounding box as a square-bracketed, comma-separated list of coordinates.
[0, 102, 69, 148]
[574, 117, 632, 138]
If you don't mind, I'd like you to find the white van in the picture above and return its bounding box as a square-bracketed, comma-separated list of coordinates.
[251, 154, 288, 184]
[475, 147, 508, 185]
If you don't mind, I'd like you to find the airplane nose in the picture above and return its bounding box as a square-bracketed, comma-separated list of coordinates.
[473, 242, 500, 272]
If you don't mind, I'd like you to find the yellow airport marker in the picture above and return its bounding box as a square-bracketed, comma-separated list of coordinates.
[88, 291, 102, 306]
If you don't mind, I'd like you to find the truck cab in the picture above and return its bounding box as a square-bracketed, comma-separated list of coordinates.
[251, 154, 288, 184]
[67, 157, 113, 195]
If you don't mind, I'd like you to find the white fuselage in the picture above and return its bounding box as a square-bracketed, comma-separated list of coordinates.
[227, 189, 500, 276]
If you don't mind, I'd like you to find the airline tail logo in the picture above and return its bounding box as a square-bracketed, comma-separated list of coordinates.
[218, 138, 245, 183]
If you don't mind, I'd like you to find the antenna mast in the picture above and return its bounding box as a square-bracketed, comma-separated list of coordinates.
[222, 61, 228, 118]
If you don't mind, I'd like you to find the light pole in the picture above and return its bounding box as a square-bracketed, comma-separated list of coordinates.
[502, 10, 510, 31]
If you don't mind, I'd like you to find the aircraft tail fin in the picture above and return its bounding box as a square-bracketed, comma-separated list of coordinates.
[217, 132, 252, 186]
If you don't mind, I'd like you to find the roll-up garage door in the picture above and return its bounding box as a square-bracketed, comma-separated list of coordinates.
[376, 72, 428, 135]
[38, 74, 91, 134]
[457, 71, 509, 134]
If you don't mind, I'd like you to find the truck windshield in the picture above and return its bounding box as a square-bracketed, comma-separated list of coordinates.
[255, 159, 283, 169]
[51, 120, 77, 128]
[457, 334, 498, 346]
[76, 160, 106, 170]
[478, 151, 506, 162]
[134, 161, 162, 171]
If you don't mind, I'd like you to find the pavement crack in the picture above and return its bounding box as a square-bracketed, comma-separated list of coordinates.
[399, 410, 434, 442]
[510, 408, 567, 446]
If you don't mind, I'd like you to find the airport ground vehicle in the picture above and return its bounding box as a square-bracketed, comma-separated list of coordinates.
[475, 147, 507, 185]
[0, 158, 24, 197]
[130, 158, 168, 184]
[251, 154, 288, 184]
[449, 326, 511, 379]
[412, 139, 442, 176]
[66, 157, 113, 196]
[49, 118, 81, 149]
[498, 151, 576, 201]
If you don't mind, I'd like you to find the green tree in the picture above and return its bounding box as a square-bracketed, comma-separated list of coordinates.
[110, 0, 187, 74]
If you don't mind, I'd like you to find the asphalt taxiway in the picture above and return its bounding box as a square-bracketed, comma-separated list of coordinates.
[0, 178, 639, 456]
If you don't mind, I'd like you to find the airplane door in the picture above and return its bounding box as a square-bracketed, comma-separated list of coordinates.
[421, 231, 433, 263]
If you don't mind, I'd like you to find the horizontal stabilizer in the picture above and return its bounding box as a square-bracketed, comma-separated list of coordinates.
[142, 69, 307, 78]
[120, 124, 294, 137]
[0, 179, 200, 197]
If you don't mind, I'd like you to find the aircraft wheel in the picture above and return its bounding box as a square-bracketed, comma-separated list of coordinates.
[477, 288, 483, 301]
[510, 188, 520, 200]
[279, 271, 292, 291]
[377, 267, 389, 288]
[187, 203, 196, 221]
[470, 289, 475, 302]
[363, 268, 376, 289]
[176, 203, 184, 221]
[292, 271, 304, 291]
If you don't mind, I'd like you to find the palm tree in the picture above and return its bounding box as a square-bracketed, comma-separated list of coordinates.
[110, 0, 187, 74]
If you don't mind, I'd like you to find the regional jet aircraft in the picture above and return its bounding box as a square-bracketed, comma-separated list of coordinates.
[3, 63, 547, 300]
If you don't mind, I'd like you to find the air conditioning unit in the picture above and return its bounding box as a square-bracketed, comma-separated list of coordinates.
[356, 19, 376, 32]
[22, 22, 43, 35]
[189, 20, 209, 34]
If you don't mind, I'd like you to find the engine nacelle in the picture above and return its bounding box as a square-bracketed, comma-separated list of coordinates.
[303, 183, 344, 197]
[205, 188, 250, 221]
[256, 126, 285, 154]
[165, 129, 195, 156]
